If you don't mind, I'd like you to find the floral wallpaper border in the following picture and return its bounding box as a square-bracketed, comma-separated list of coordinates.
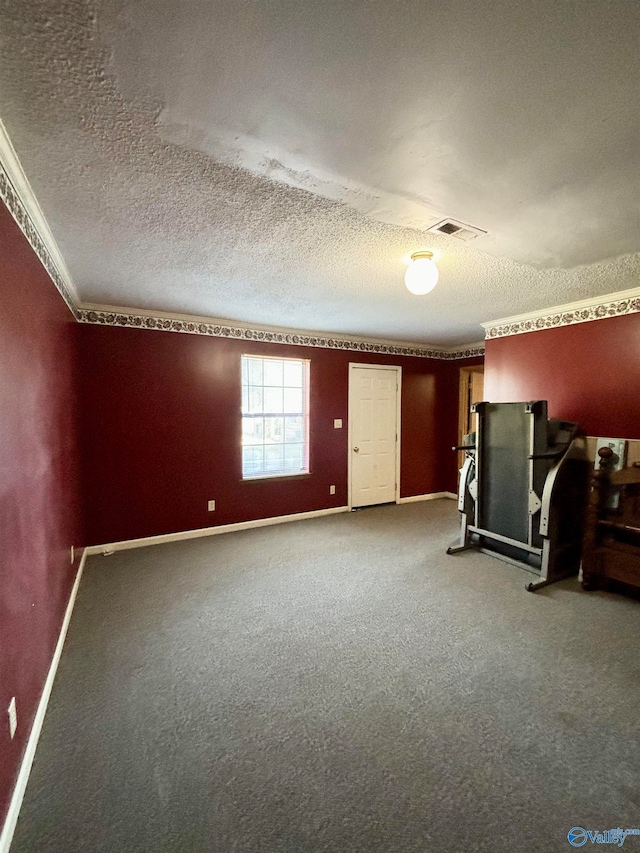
[77, 309, 485, 361]
[485, 296, 640, 339]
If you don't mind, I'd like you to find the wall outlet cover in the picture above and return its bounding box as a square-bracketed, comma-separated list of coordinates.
[333, 419, 342, 429]
[329, 485, 336, 495]
[70, 545, 75, 565]
[207, 500, 216, 511]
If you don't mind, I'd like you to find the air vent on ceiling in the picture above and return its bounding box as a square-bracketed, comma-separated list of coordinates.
[428, 219, 487, 242]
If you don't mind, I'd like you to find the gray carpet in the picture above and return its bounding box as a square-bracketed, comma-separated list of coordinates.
[12, 500, 640, 853]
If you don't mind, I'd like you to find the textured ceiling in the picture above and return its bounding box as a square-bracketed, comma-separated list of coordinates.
[0, 0, 639, 345]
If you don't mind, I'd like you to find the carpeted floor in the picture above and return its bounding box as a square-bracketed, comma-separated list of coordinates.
[12, 500, 640, 853]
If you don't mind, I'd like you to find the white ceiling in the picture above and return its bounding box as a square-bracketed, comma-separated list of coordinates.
[0, 0, 639, 345]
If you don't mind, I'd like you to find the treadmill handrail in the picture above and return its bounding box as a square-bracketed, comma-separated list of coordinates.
[528, 449, 566, 460]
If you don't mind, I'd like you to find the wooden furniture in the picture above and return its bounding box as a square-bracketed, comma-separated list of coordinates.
[582, 446, 640, 593]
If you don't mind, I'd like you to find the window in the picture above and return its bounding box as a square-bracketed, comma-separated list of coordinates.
[241, 355, 309, 479]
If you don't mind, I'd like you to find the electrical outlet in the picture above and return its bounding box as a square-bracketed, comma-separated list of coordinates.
[8, 697, 17, 739]
[329, 485, 336, 495]
[207, 500, 216, 512]
[70, 545, 75, 565]
[333, 419, 342, 429]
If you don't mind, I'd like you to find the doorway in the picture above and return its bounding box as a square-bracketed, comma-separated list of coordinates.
[457, 366, 484, 472]
[348, 364, 401, 509]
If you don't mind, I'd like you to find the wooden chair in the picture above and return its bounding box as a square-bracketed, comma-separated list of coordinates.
[582, 446, 640, 593]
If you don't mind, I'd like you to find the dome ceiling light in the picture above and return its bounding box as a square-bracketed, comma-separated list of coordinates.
[404, 250, 439, 295]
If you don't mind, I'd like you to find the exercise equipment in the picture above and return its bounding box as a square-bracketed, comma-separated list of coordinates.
[447, 401, 591, 591]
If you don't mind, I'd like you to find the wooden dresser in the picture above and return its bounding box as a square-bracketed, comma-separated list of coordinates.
[582, 446, 640, 593]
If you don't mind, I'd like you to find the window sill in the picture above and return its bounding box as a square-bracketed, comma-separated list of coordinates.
[243, 472, 311, 483]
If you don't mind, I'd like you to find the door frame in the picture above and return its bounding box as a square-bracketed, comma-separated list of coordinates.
[348, 363, 402, 511]
[457, 365, 484, 472]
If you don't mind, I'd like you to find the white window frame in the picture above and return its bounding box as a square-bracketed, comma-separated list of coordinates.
[241, 354, 310, 480]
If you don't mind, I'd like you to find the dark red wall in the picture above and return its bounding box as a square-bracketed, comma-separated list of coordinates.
[78, 325, 477, 545]
[484, 312, 640, 437]
[0, 202, 83, 824]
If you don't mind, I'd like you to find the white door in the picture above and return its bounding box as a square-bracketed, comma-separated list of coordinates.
[349, 365, 400, 508]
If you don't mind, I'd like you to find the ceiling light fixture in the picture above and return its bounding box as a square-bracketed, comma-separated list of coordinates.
[404, 250, 439, 295]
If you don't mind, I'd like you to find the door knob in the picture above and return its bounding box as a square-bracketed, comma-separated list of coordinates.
[353, 446, 360, 453]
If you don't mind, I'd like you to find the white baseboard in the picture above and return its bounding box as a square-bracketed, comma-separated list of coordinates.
[0, 550, 87, 853]
[398, 491, 457, 504]
[85, 505, 350, 555]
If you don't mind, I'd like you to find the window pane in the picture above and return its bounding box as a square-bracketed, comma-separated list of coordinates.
[284, 443, 303, 470]
[242, 417, 263, 445]
[248, 386, 264, 414]
[284, 416, 304, 443]
[283, 387, 302, 414]
[264, 444, 285, 472]
[263, 359, 283, 387]
[264, 416, 284, 443]
[283, 360, 303, 387]
[264, 386, 283, 414]
[243, 445, 264, 477]
[247, 357, 263, 386]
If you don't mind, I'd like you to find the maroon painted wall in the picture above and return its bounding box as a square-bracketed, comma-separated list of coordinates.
[78, 325, 477, 545]
[484, 312, 640, 438]
[0, 202, 83, 824]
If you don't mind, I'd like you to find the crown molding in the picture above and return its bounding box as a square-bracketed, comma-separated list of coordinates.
[0, 118, 79, 318]
[483, 286, 640, 340]
[77, 304, 485, 360]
